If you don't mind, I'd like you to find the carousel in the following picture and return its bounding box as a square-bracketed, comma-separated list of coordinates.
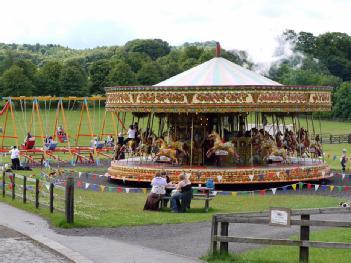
[105, 44, 332, 185]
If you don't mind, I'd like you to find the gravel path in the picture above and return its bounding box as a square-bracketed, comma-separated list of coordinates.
[56, 213, 351, 259]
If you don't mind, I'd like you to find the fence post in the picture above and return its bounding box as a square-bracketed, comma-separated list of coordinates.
[65, 176, 74, 224]
[23, 176, 27, 203]
[210, 215, 218, 254]
[49, 183, 54, 213]
[2, 171, 6, 197]
[299, 214, 310, 263]
[11, 173, 15, 200]
[35, 178, 39, 208]
[219, 222, 229, 254]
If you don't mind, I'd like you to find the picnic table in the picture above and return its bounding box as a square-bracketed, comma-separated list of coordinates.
[160, 186, 216, 212]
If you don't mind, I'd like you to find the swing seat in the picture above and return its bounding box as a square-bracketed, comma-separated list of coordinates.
[45, 141, 58, 151]
[57, 133, 67, 143]
[22, 138, 35, 150]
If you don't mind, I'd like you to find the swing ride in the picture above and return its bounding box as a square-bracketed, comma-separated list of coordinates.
[105, 43, 333, 185]
[0, 96, 117, 166]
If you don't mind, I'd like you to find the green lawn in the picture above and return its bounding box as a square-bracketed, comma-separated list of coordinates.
[0, 182, 343, 228]
[204, 228, 351, 263]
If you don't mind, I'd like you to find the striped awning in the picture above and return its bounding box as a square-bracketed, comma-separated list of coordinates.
[155, 57, 281, 86]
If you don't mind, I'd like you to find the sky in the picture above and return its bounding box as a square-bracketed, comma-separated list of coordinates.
[1, 0, 350, 63]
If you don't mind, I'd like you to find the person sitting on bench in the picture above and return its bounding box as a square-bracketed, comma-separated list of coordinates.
[170, 173, 192, 213]
[144, 172, 169, 211]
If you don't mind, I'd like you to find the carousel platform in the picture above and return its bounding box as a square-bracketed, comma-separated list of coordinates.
[107, 157, 332, 185]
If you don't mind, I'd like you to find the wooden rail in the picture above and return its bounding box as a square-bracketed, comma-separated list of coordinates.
[211, 207, 351, 263]
[320, 134, 351, 144]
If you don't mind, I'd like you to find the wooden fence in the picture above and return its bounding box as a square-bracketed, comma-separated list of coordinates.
[1, 171, 74, 223]
[211, 207, 351, 263]
[320, 134, 351, 144]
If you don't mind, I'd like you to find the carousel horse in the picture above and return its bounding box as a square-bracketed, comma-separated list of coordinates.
[206, 132, 238, 158]
[260, 134, 287, 162]
[135, 131, 154, 160]
[309, 134, 322, 158]
[152, 138, 186, 164]
[127, 139, 137, 154]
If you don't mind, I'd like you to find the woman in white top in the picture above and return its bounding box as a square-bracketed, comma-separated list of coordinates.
[144, 172, 169, 211]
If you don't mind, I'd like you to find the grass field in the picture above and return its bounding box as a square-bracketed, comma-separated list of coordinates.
[0, 178, 343, 228]
[204, 228, 351, 263]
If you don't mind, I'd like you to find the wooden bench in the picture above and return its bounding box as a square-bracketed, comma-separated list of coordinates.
[160, 187, 216, 212]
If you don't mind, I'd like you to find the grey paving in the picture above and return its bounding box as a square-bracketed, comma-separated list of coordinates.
[0, 225, 70, 263]
[0, 202, 202, 263]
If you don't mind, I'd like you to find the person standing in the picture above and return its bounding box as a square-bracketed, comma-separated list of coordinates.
[340, 149, 347, 173]
[9, 146, 20, 170]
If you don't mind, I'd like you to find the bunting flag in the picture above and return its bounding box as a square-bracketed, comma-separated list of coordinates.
[282, 186, 288, 192]
[259, 189, 266, 196]
[342, 173, 346, 180]
[248, 174, 254, 182]
[117, 187, 123, 193]
[108, 187, 113, 192]
[100, 185, 106, 192]
[45, 183, 50, 191]
[142, 188, 147, 194]
[329, 185, 335, 192]
[292, 184, 297, 191]
[271, 188, 277, 195]
[231, 192, 237, 197]
[85, 183, 90, 189]
[338, 186, 343, 192]
[77, 181, 82, 188]
[299, 182, 304, 190]
[345, 186, 350, 192]
[78, 172, 82, 178]
[125, 188, 130, 193]
[307, 183, 312, 190]
[321, 185, 327, 191]
[314, 184, 320, 191]
[92, 175, 97, 180]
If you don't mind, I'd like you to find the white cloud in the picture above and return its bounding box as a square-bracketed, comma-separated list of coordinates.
[0, 0, 350, 63]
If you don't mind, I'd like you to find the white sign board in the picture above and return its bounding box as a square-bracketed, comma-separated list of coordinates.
[269, 208, 291, 227]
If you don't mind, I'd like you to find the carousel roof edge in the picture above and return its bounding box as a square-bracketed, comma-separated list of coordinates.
[105, 85, 333, 92]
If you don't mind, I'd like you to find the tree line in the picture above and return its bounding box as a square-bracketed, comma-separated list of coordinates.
[0, 39, 251, 97]
[0, 33, 351, 118]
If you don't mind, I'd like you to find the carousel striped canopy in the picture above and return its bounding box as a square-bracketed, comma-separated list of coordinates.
[155, 57, 282, 86]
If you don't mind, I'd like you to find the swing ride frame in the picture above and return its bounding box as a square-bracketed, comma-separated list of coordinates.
[0, 96, 116, 166]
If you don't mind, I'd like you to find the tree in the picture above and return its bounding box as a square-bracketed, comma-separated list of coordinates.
[107, 62, 137, 86]
[89, 60, 111, 94]
[333, 82, 351, 118]
[59, 63, 88, 96]
[35, 61, 63, 95]
[137, 62, 162, 85]
[0, 65, 34, 96]
[124, 39, 171, 60]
